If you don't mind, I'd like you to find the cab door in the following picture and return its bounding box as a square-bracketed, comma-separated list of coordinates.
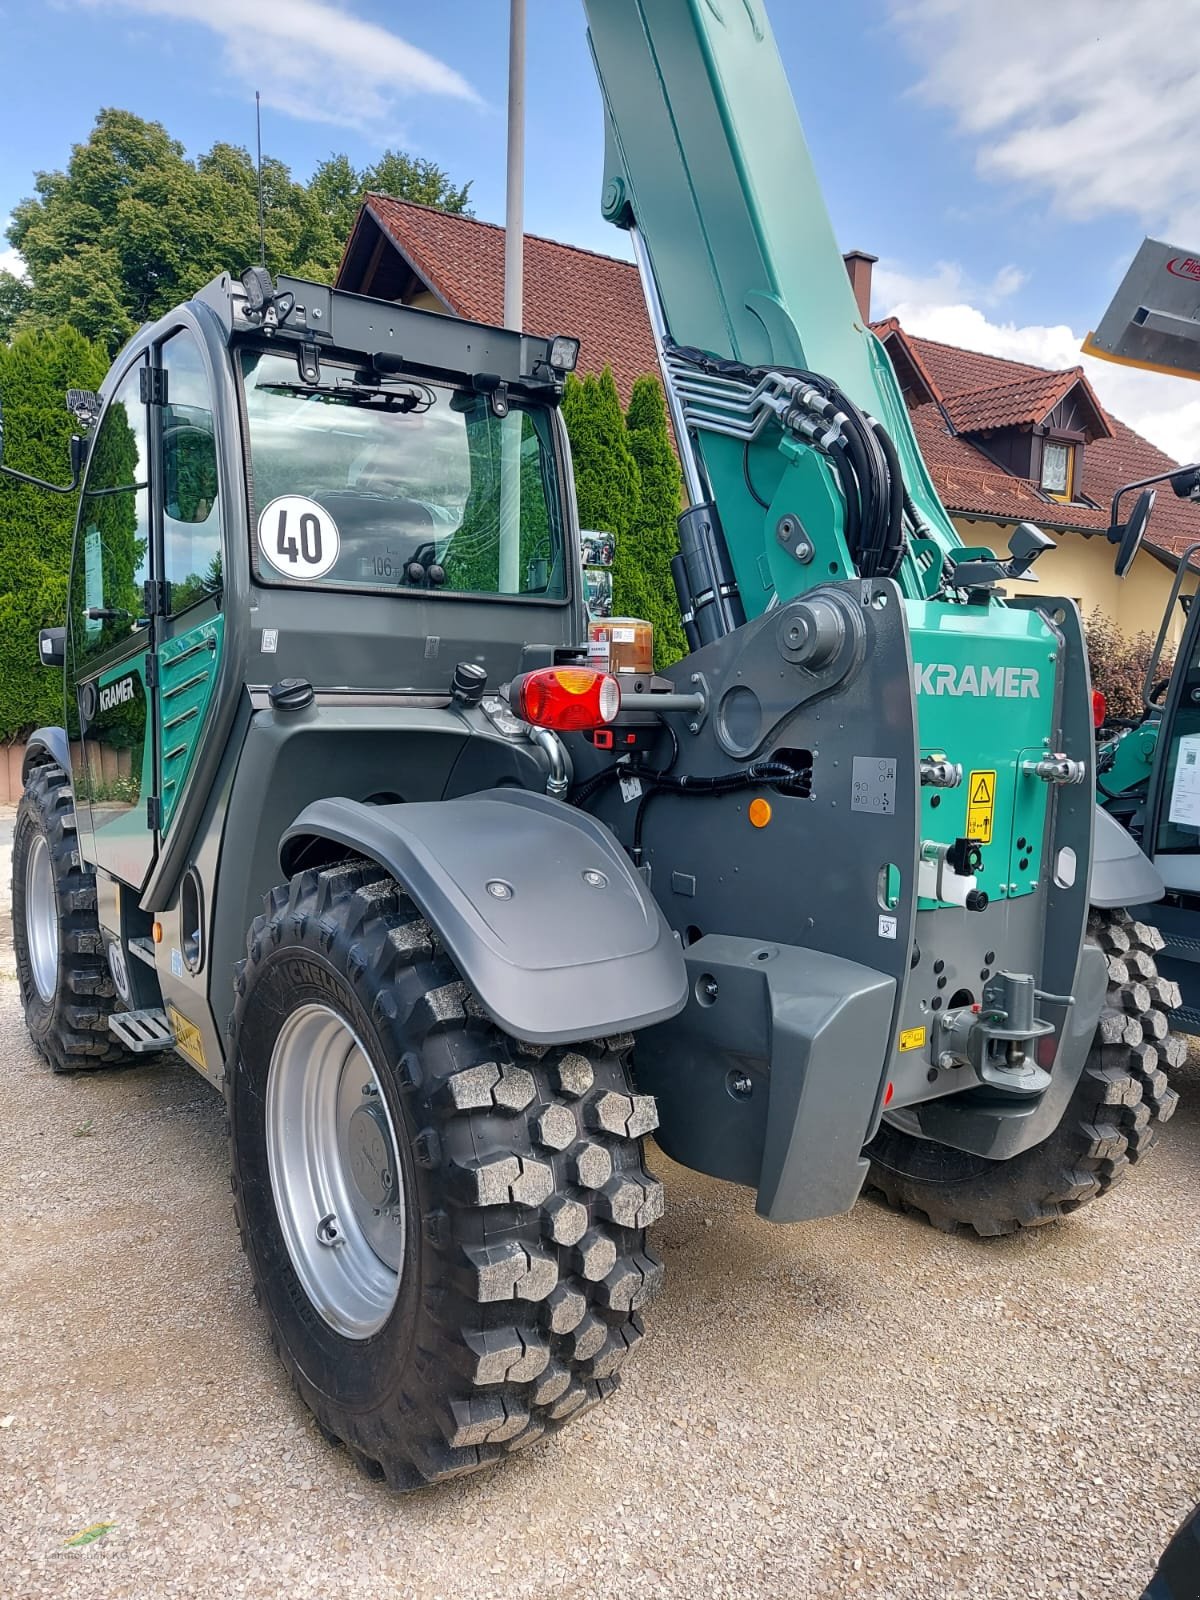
[1140, 595, 1200, 1028]
[67, 357, 156, 890]
[154, 327, 224, 836]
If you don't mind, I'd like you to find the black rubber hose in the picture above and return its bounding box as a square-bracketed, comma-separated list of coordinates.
[743, 440, 769, 509]
[829, 439, 862, 565]
[832, 410, 881, 572]
[631, 759, 802, 861]
[570, 763, 624, 807]
[868, 419, 908, 578]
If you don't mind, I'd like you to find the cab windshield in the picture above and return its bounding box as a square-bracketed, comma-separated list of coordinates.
[239, 349, 567, 599]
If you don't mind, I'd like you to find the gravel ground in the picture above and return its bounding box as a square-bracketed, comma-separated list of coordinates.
[1, 805, 1198, 1599]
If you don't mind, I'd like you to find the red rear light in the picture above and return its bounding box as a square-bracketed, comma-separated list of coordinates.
[1092, 689, 1107, 729]
[510, 666, 621, 731]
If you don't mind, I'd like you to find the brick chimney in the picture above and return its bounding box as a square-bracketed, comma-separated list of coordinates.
[843, 250, 877, 321]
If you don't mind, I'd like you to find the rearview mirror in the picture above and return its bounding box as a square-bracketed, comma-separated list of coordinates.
[38, 628, 66, 669]
[580, 530, 614, 569]
[66, 389, 101, 430]
[580, 529, 615, 619]
[1109, 487, 1156, 577]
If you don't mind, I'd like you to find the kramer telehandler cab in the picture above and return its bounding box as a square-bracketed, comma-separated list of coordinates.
[2, 0, 1181, 1490]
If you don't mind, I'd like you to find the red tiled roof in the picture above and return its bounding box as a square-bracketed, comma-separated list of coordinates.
[347, 195, 656, 407]
[943, 367, 1111, 437]
[877, 324, 1200, 556]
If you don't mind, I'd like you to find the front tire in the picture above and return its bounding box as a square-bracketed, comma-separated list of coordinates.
[865, 909, 1185, 1236]
[12, 763, 132, 1073]
[227, 860, 664, 1489]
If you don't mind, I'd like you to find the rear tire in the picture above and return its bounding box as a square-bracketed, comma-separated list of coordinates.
[227, 859, 664, 1489]
[865, 908, 1184, 1236]
[12, 763, 133, 1073]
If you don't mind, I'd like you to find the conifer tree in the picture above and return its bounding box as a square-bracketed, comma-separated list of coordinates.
[561, 368, 642, 615]
[0, 326, 108, 736]
[625, 375, 686, 668]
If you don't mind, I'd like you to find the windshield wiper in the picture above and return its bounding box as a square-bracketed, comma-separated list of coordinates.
[257, 381, 433, 413]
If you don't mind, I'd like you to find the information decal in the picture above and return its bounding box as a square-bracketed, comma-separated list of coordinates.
[257, 495, 340, 581]
[1168, 734, 1200, 827]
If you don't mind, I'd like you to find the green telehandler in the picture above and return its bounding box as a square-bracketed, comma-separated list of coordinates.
[0, 0, 1180, 1489]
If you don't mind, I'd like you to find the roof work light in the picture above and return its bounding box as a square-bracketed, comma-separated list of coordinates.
[547, 336, 581, 372]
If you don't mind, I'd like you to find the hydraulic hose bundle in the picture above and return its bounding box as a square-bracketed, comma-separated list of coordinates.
[667, 342, 909, 580]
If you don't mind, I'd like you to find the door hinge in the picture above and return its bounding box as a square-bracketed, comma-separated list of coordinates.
[146, 795, 162, 832]
[140, 367, 168, 406]
[143, 578, 171, 617]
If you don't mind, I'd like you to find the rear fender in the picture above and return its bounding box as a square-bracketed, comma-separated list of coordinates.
[280, 788, 688, 1045]
[1091, 805, 1163, 908]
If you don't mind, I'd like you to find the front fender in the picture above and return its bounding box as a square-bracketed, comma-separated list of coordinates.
[22, 726, 71, 784]
[280, 789, 688, 1045]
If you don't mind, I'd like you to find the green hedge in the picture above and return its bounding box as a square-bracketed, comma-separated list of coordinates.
[0, 326, 108, 739]
[562, 366, 688, 670]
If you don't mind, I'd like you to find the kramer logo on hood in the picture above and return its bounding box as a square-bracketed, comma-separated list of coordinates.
[914, 663, 1040, 699]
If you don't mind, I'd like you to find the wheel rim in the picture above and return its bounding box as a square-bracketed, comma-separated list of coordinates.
[265, 1003, 406, 1340]
[25, 833, 59, 1004]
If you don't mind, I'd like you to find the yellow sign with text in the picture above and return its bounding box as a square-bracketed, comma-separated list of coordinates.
[167, 1004, 207, 1071]
[898, 1025, 927, 1052]
[966, 769, 996, 844]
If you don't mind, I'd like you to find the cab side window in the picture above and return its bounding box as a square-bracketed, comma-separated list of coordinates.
[70, 361, 150, 674]
[161, 330, 221, 615]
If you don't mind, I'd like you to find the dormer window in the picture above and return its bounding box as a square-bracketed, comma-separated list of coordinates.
[1041, 438, 1075, 501]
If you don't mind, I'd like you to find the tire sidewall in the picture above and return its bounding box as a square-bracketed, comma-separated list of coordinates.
[229, 942, 426, 1413]
[13, 779, 65, 1047]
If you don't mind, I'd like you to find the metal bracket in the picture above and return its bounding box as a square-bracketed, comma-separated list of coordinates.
[139, 368, 168, 406]
[298, 341, 321, 385]
[142, 578, 171, 617]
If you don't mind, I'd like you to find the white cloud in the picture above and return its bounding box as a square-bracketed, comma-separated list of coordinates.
[878, 260, 1200, 463]
[890, 0, 1200, 234]
[873, 259, 1026, 314]
[76, 0, 480, 135]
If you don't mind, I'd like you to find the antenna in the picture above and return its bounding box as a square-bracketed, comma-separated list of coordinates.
[255, 90, 266, 269]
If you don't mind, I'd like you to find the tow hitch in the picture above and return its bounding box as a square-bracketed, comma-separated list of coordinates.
[934, 971, 1074, 1095]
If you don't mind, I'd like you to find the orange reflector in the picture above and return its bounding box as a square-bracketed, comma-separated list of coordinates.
[748, 797, 772, 828]
[510, 666, 621, 732]
[883, 1081, 894, 1106]
[152, 922, 163, 944]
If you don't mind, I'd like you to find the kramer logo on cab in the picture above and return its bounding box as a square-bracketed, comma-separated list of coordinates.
[914, 664, 1040, 699]
[98, 676, 136, 713]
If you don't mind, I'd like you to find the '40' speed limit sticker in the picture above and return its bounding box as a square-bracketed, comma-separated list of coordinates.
[257, 495, 340, 581]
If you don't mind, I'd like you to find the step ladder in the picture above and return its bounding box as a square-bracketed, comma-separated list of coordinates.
[108, 1008, 176, 1055]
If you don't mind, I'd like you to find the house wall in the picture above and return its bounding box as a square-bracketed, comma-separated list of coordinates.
[956, 517, 1196, 648]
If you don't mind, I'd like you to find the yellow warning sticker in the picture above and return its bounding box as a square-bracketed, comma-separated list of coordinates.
[899, 1025, 927, 1052]
[966, 768, 996, 844]
[167, 1003, 207, 1071]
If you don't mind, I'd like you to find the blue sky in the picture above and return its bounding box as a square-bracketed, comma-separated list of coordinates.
[3, 0, 1200, 454]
